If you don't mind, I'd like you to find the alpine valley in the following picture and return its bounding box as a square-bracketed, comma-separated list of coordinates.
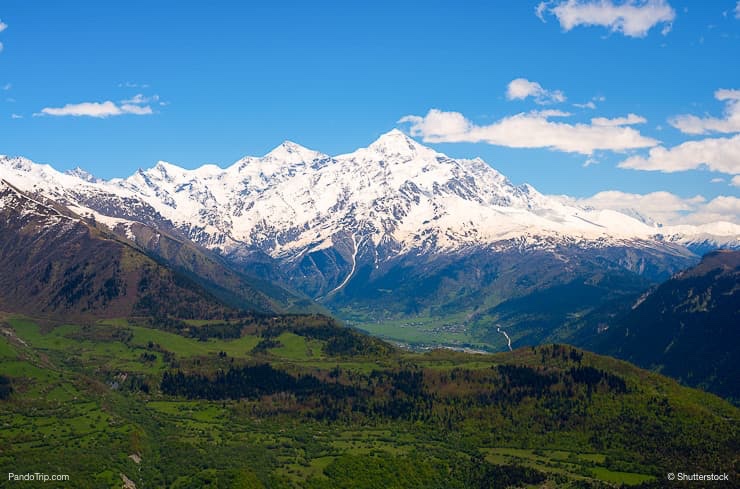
[1, 131, 739, 488]
[1, 130, 737, 352]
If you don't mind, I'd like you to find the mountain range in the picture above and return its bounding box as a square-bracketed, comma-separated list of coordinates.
[1, 130, 738, 348]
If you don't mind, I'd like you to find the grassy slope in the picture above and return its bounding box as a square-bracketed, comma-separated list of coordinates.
[0, 314, 737, 488]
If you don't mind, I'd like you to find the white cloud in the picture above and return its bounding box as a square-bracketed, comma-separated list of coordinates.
[569, 191, 740, 226]
[399, 108, 658, 155]
[716, 89, 740, 100]
[618, 134, 740, 174]
[536, 0, 676, 38]
[591, 113, 646, 126]
[37, 100, 154, 118]
[732, 176, 740, 187]
[506, 78, 566, 104]
[10, 113, 22, 119]
[121, 93, 160, 105]
[669, 88, 740, 135]
[736, 1, 740, 19]
[685, 195, 740, 225]
[710, 177, 725, 183]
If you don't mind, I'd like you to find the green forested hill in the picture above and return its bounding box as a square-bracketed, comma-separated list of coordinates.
[0, 314, 737, 488]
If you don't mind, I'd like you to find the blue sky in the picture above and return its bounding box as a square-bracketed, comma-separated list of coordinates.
[0, 1, 738, 224]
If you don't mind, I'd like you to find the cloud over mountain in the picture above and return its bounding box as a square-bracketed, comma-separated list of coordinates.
[399, 108, 658, 155]
[618, 134, 740, 175]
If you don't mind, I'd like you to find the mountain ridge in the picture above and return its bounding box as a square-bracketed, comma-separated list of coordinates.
[581, 249, 740, 403]
[0, 180, 301, 319]
[1, 131, 737, 343]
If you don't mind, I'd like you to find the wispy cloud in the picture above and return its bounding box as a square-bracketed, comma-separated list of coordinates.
[732, 175, 740, 187]
[0, 18, 7, 52]
[399, 108, 658, 155]
[119, 104, 154, 115]
[618, 134, 740, 174]
[536, 0, 676, 38]
[669, 89, 740, 135]
[591, 113, 646, 126]
[118, 81, 150, 89]
[121, 93, 159, 104]
[1, 83, 10, 91]
[574, 95, 606, 110]
[37, 101, 153, 118]
[10, 113, 22, 119]
[565, 191, 740, 226]
[506, 78, 566, 105]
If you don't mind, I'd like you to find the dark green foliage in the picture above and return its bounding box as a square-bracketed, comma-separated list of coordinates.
[568, 366, 627, 394]
[456, 458, 547, 489]
[307, 451, 547, 489]
[0, 375, 12, 399]
[497, 364, 559, 391]
[190, 322, 244, 341]
[170, 468, 264, 489]
[251, 338, 283, 353]
[139, 352, 157, 362]
[161, 364, 351, 401]
[124, 374, 151, 394]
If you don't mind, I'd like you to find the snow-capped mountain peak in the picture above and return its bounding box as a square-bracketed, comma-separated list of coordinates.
[263, 140, 328, 164]
[363, 129, 435, 158]
[64, 166, 99, 183]
[146, 161, 185, 181]
[1, 155, 43, 173]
